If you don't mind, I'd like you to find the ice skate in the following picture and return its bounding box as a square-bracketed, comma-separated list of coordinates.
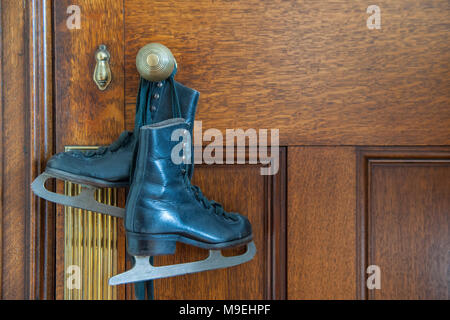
[31, 43, 199, 217]
[109, 119, 256, 285]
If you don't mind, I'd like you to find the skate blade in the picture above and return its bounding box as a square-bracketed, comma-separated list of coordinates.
[31, 172, 125, 218]
[108, 241, 256, 285]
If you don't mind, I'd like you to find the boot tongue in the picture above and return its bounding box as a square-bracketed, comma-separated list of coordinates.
[133, 78, 150, 135]
[133, 63, 180, 134]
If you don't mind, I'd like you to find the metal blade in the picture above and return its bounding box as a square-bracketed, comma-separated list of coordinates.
[109, 241, 256, 285]
[31, 172, 125, 218]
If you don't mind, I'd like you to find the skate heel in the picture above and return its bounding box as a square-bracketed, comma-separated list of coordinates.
[126, 232, 177, 256]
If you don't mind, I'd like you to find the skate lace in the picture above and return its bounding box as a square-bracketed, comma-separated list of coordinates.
[183, 173, 237, 221]
[82, 131, 133, 157]
[167, 70, 232, 219]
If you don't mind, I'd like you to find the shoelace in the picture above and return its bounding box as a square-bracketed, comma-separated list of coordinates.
[173, 84, 236, 221]
[181, 168, 237, 221]
[80, 131, 133, 157]
[164, 70, 232, 219]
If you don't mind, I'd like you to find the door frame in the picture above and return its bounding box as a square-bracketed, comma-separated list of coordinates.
[0, 0, 54, 299]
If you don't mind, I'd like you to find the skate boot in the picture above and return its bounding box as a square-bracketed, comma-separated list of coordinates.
[31, 44, 199, 218]
[109, 118, 256, 285]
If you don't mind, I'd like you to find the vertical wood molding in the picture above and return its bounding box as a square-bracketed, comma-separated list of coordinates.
[355, 149, 367, 300]
[0, 0, 54, 299]
[266, 147, 287, 299]
[1, 0, 28, 299]
[0, 0, 3, 300]
[27, 0, 54, 300]
[356, 147, 450, 300]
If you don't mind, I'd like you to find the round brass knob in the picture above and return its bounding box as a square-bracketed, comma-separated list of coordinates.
[136, 43, 176, 81]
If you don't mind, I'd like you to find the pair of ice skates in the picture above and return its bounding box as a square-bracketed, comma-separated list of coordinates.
[31, 43, 256, 287]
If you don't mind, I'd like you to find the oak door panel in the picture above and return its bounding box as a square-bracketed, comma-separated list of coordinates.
[154, 157, 287, 299]
[124, 0, 450, 146]
[53, 0, 125, 148]
[287, 147, 357, 299]
[1, 0, 30, 299]
[52, 0, 127, 299]
[358, 149, 450, 300]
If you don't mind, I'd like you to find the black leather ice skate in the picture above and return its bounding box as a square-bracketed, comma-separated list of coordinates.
[31, 44, 199, 218]
[109, 119, 256, 285]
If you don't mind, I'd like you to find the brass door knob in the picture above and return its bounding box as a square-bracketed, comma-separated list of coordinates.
[136, 43, 176, 81]
[93, 45, 112, 90]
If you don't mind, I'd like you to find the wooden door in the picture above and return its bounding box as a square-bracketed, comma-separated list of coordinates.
[0, 0, 448, 299]
[122, 0, 449, 300]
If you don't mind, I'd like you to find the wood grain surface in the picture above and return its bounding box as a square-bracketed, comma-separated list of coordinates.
[1, 0, 54, 299]
[1, 0, 28, 299]
[287, 147, 357, 299]
[53, 0, 126, 299]
[54, 0, 125, 148]
[153, 160, 287, 299]
[28, 0, 55, 300]
[369, 162, 449, 299]
[0, 0, 3, 299]
[357, 148, 450, 300]
[124, 0, 450, 146]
